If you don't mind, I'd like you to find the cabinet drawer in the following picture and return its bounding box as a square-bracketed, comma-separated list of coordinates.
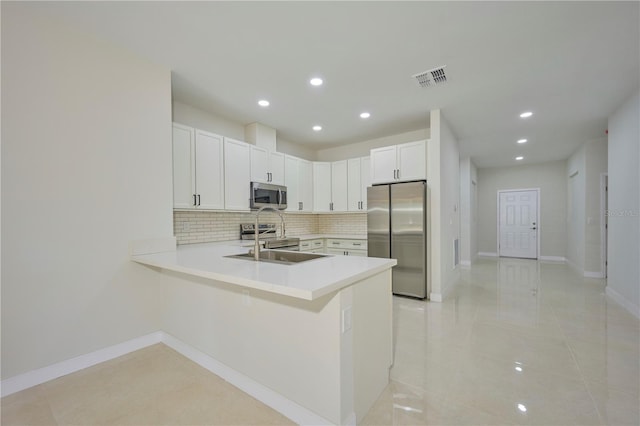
[326, 248, 367, 257]
[300, 239, 324, 252]
[326, 239, 366, 250]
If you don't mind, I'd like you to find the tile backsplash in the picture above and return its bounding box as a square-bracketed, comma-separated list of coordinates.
[174, 211, 366, 245]
[318, 213, 367, 235]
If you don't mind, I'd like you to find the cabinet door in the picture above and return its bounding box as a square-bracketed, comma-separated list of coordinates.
[299, 159, 313, 212]
[313, 162, 332, 212]
[250, 145, 269, 183]
[269, 151, 285, 185]
[194, 129, 225, 210]
[224, 138, 251, 210]
[347, 158, 362, 211]
[370, 145, 398, 184]
[397, 140, 426, 181]
[172, 123, 195, 209]
[331, 160, 348, 212]
[284, 155, 299, 212]
[361, 156, 371, 210]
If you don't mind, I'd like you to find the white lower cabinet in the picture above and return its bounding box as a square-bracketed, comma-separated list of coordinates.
[325, 238, 367, 256]
[300, 238, 325, 253]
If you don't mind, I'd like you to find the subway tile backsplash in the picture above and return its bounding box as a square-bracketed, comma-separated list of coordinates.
[174, 211, 366, 245]
[318, 213, 367, 235]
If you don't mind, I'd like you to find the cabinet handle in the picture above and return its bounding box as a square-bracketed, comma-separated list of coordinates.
[299, 201, 303, 211]
[330, 202, 333, 211]
[353, 243, 361, 246]
[197, 194, 201, 206]
[193, 194, 197, 206]
[397, 169, 400, 179]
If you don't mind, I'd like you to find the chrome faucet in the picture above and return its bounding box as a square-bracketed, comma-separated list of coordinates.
[253, 206, 286, 261]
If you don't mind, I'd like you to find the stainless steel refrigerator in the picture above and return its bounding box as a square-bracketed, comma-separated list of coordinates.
[367, 181, 430, 299]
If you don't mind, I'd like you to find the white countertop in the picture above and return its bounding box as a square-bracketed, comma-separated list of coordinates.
[131, 242, 395, 301]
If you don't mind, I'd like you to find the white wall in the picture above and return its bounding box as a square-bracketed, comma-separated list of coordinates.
[567, 147, 586, 271]
[172, 100, 245, 140]
[459, 157, 478, 265]
[584, 138, 608, 274]
[477, 161, 567, 259]
[172, 101, 317, 160]
[316, 129, 430, 161]
[427, 110, 460, 301]
[1, 4, 173, 379]
[606, 90, 639, 317]
[566, 138, 608, 275]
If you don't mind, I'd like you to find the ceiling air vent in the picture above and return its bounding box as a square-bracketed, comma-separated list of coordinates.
[413, 66, 447, 88]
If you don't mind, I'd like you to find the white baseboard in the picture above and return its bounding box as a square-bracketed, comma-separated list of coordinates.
[539, 256, 567, 263]
[606, 286, 640, 320]
[1, 331, 332, 426]
[584, 271, 604, 278]
[1, 332, 162, 397]
[429, 292, 443, 302]
[477, 252, 498, 257]
[161, 333, 332, 426]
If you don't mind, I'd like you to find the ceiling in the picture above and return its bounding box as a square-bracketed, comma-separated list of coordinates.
[22, 1, 639, 167]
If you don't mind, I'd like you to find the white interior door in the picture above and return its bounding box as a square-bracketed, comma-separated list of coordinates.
[499, 190, 538, 259]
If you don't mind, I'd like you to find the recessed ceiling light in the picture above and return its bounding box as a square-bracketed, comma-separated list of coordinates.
[520, 111, 533, 118]
[312, 125, 322, 131]
[517, 404, 527, 413]
[310, 78, 323, 86]
[515, 156, 524, 161]
[517, 139, 527, 144]
[360, 112, 371, 119]
[258, 100, 270, 107]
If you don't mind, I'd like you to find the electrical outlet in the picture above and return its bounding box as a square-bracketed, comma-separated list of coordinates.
[341, 306, 352, 333]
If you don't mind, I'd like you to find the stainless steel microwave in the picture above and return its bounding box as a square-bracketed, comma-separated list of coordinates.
[250, 182, 287, 210]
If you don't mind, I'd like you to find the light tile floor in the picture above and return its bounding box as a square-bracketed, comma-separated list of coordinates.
[1, 344, 294, 425]
[363, 258, 640, 425]
[3, 258, 639, 425]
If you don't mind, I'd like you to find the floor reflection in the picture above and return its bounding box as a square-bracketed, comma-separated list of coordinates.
[363, 257, 640, 425]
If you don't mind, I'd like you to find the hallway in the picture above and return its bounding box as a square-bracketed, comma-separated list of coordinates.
[363, 258, 640, 425]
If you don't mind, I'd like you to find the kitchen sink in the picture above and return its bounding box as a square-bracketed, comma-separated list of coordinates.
[225, 250, 329, 265]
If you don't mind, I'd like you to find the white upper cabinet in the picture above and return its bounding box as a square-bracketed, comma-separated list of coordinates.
[313, 160, 348, 213]
[250, 146, 285, 185]
[348, 156, 370, 211]
[284, 155, 299, 212]
[224, 137, 251, 211]
[370, 140, 426, 184]
[331, 160, 348, 212]
[269, 151, 285, 185]
[299, 158, 313, 212]
[313, 162, 332, 212]
[172, 123, 224, 210]
[285, 155, 313, 212]
[172, 123, 195, 209]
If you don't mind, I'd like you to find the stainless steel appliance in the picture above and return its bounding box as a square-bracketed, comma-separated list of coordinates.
[367, 181, 430, 298]
[239, 223, 300, 250]
[250, 182, 287, 210]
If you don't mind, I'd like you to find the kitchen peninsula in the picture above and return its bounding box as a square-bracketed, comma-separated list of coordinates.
[132, 241, 396, 425]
